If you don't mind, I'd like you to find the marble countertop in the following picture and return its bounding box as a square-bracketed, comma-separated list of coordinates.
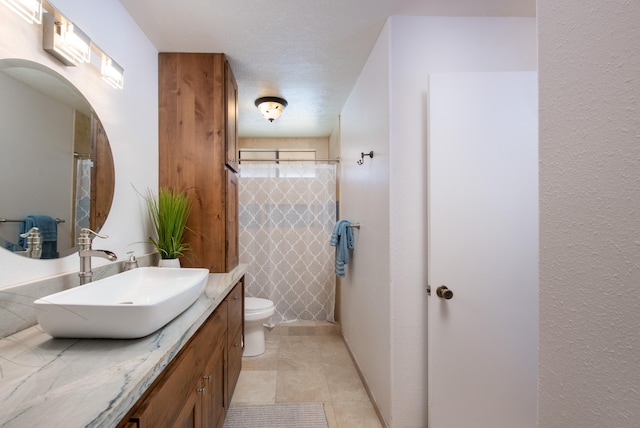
[0, 264, 247, 428]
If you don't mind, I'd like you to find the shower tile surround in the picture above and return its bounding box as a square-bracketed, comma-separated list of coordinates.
[0, 253, 158, 338]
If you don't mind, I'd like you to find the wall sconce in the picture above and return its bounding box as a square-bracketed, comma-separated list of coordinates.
[101, 54, 124, 89]
[0, 0, 42, 24]
[43, 12, 91, 66]
[255, 96, 288, 122]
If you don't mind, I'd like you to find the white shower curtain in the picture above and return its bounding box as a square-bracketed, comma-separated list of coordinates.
[239, 163, 336, 323]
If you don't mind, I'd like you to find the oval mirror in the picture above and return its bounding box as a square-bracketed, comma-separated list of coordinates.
[0, 59, 114, 259]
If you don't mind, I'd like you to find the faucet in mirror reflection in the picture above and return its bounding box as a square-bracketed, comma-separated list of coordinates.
[0, 215, 64, 258]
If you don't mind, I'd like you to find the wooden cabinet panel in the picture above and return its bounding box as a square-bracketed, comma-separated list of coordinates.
[225, 59, 239, 173]
[202, 338, 226, 428]
[124, 343, 201, 427]
[90, 117, 114, 231]
[224, 280, 244, 409]
[159, 52, 239, 273]
[225, 168, 239, 272]
[226, 327, 243, 410]
[172, 387, 200, 428]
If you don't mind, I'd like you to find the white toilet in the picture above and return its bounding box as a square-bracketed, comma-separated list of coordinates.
[244, 297, 275, 357]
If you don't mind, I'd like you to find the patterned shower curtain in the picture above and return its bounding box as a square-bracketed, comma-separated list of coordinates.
[74, 158, 93, 239]
[239, 163, 337, 323]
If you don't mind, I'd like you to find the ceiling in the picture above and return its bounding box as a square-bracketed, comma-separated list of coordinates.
[119, 0, 535, 138]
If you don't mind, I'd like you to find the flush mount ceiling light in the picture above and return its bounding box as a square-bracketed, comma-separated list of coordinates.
[0, 0, 42, 24]
[255, 96, 288, 122]
[42, 12, 91, 66]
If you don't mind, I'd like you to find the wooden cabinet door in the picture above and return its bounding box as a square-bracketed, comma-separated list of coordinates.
[126, 344, 202, 427]
[226, 280, 243, 336]
[158, 52, 226, 272]
[225, 281, 244, 408]
[225, 169, 239, 272]
[172, 387, 201, 428]
[202, 338, 226, 428]
[90, 116, 114, 231]
[225, 59, 239, 173]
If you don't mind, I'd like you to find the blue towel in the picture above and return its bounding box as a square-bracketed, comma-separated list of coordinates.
[19, 215, 59, 259]
[330, 219, 355, 277]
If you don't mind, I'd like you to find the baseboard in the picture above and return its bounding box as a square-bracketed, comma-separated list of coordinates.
[341, 335, 390, 428]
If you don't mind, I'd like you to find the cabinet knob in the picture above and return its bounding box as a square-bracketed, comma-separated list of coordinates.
[197, 387, 205, 394]
[203, 374, 211, 381]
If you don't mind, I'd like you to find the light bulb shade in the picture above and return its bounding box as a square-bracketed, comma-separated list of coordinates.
[43, 12, 91, 66]
[255, 96, 288, 122]
[1, 0, 42, 24]
[101, 55, 124, 89]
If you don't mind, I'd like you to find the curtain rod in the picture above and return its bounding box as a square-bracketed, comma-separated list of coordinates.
[240, 158, 340, 163]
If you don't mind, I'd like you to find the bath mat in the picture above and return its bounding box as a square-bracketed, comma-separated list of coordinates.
[223, 403, 329, 428]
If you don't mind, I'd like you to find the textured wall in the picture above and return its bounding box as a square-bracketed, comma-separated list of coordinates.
[339, 16, 537, 427]
[339, 20, 393, 423]
[538, 1, 640, 426]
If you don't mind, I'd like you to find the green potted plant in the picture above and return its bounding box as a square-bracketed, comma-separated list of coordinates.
[146, 187, 192, 267]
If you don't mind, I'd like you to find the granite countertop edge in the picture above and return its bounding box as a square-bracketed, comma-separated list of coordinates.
[0, 264, 247, 428]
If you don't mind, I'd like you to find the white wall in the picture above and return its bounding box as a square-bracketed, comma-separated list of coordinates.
[0, 73, 75, 250]
[0, 1, 158, 287]
[339, 18, 392, 420]
[339, 16, 536, 427]
[538, 1, 640, 426]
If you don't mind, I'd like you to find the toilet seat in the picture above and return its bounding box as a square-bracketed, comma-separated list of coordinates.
[245, 297, 274, 313]
[244, 297, 275, 322]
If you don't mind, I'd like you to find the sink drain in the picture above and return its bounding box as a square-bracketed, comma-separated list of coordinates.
[118, 301, 134, 305]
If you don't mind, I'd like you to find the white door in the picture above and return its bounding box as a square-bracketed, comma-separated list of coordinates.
[428, 72, 538, 428]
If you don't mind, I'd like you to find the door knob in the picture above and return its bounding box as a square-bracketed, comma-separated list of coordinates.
[436, 286, 454, 300]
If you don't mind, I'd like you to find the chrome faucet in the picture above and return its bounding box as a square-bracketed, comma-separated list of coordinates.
[19, 227, 42, 259]
[78, 228, 117, 285]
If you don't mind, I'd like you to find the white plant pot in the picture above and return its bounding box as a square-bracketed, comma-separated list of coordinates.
[158, 258, 181, 268]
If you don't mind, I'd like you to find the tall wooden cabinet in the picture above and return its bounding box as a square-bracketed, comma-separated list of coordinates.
[159, 53, 239, 273]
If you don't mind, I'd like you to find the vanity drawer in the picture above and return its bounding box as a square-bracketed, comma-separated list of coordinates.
[194, 303, 227, 364]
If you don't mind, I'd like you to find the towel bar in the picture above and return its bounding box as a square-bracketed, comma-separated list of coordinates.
[348, 223, 360, 229]
[0, 217, 65, 224]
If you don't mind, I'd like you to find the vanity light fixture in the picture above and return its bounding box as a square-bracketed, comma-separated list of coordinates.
[42, 12, 91, 66]
[101, 54, 124, 89]
[6, 0, 125, 89]
[0, 0, 42, 24]
[255, 96, 288, 122]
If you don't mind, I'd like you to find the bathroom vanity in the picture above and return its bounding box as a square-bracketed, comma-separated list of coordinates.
[0, 264, 246, 428]
[118, 277, 243, 428]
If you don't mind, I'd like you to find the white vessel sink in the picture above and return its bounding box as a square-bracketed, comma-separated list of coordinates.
[34, 267, 210, 339]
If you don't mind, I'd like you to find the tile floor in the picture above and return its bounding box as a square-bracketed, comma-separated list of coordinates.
[231, 321, 384, 428]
